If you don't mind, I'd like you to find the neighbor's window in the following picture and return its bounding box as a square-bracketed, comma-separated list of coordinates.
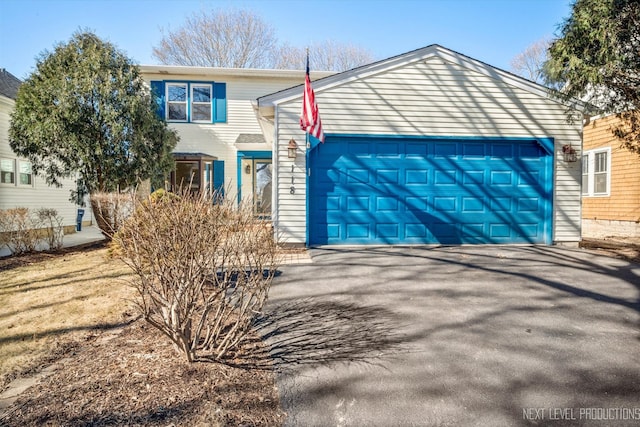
[594, 151, 608, 194]
[19, 161, 32, 186]
[581, 155, 589, 195]
[191, 84, 212, 122]
[1, 158, 15, 184]
[167, 83, 188, 121]
[582, 148, 611, 196]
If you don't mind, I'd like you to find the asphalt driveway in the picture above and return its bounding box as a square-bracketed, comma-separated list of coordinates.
[259, 246, 640, 427]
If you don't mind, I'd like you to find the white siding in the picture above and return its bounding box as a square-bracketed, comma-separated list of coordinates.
[274, 56, 582, 244]
[0, 95, 83, 229]
[141, 71, 305, 199]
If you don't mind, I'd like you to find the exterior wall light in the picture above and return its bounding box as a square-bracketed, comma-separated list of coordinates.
[562, 144, 578, 162]
[288, 138, 298, 159]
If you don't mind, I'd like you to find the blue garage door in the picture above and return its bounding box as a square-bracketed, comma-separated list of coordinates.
[309, 136, 553, 245]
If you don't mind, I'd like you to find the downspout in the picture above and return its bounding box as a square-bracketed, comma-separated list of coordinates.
[272, 105, 279, 239]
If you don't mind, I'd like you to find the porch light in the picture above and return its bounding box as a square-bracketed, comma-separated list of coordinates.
[562, 144, 578, 162]
[288, 138, 298, 159]
[245, 164, 251, 174]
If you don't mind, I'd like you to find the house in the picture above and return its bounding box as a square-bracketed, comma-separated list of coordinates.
[0, 68, 85, 233]
[257, 45, 584, 246]
[581, 114, 640, 238]
[139, 66, 335, 214]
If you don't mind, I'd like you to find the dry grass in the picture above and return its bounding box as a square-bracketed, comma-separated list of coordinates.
[0, 243, 286, 426]
[0, 243, 135, 388]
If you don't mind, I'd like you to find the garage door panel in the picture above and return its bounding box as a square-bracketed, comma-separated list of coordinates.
[490, 170, 513, 185]
[376, 223, 399, 240]
[463, 143, 486, 158]
[492, 144, 514, 158]
[348, 141, 372, 156]
[346, 168, 370, 183]
[434, 170, 457, 185]
[377, 169, 399, 184]
[346, 196, 370, 212]
[463, 170, 485, 184]
[346, 223, 369, 239]
[376, 196, 400, 212]
[462, 197, 486, 213]
[309, 137, 551, 245]
[376, 143, 401, 158]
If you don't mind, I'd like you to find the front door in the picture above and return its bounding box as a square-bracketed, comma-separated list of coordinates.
[254, 160, 272, 216]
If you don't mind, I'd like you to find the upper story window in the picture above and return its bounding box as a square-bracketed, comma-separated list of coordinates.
[151, 80, 226, 124]
[1, 158, 15, 184]
[167, 83, 188, 121]
[582, 147, 611, 197]
[191, 84, 212, 122]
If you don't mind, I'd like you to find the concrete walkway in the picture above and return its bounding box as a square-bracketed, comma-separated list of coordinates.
[0, 225, 105, 258]
[260, 245, 640, 427]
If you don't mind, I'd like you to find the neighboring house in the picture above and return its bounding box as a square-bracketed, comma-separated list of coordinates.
[258, 45, 584, 246]
[582, 114, 640, 238]
[0, 68, 85, 232]
[139, 66, 334, 215]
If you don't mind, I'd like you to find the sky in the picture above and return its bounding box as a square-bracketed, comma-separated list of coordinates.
[0, 0, 573, 80]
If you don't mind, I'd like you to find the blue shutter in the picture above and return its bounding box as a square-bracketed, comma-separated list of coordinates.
[150, 81, 165, 119]
[213, 82, 227, 123]
[213, 160, 225, 199]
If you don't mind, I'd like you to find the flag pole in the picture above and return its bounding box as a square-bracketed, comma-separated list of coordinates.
[305, 47, 310, 149]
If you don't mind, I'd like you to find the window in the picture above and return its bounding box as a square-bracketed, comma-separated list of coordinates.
[175, 161, 200, 190]
[191, 84, 212, 122]
[1, 158, 15, 184]
[19, 161, 32, 185]
[582, 148, 611, 196]
[167, 83, 187, 121]
[594, 152, 608, 194]
[581, 155, 589, 195]
[151, 80, 226, 124]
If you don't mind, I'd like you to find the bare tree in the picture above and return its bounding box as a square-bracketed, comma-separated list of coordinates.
[275, 40, 374, 71]
[510, 38, 551, 84]
[152, 9, 374, 72]
[153, 9, 279, 68]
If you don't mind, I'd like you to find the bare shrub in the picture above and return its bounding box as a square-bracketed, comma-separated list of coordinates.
[90, 192, 135, 239]
[112, 189, 280, 362]
[35, 208, 64, 250]
[0, 208, 39, 255]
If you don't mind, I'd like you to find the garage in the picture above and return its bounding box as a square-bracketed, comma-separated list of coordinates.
[257, 44, 583, 247]
[309, 136, 553, 245]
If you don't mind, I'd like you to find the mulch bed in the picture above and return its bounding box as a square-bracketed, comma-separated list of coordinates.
[1, 319, 285, 426]
[1, 244, 285, 426]
[0, 241, 108, 272]
[580, 238, 640, 264]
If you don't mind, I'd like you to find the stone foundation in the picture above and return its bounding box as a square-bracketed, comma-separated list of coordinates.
[582, 219, 640, 239]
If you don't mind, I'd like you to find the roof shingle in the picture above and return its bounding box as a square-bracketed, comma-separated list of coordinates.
[0, 68, 22, 99]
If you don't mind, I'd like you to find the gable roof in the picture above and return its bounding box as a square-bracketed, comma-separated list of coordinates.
[257, 44, 581, 110]
[0, 68, 21, 100]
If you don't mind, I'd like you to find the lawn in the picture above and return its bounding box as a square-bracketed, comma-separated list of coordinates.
[0, 243, 134, 386]
[0, 244, 284, 426]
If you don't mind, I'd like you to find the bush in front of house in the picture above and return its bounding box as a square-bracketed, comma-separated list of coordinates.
[35, 208, 64, 251]
[112, 189, 280, 362]
[90, 192, 136, 239]
[0, 207, 65, 255]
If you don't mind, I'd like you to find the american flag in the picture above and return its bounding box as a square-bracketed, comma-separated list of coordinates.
[300, 54, 324, 143]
